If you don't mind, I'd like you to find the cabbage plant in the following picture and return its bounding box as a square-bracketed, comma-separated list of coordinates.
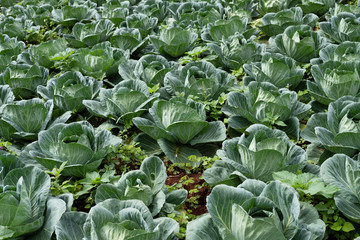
[150, 27, 198, 58]
[69, 42, 129, 79]
[243, 53, 305, 88]
[201, 16, 255, 42]
[101, 1, 129, 26]
[118, 54, 177, 88]
[95, 156, 187, 216]
[204, 124, 306, 186]
[0, 166, 67, 239]
[321, 154, 360, 223]
[187, 180, 326, 240]
[0, 33, 25, 58]
[311, 41, 360, 65]
[0, 64, 48, 99]
[110, 28, 147, 54]
[269, 25, 327, 63]
[302, 96, 360, 157]
[297, 0, 335, 15]
[308, 61, 360, 105]
[135, 0, 170, 22]
[81, 199, 179, 240]
[320, 13, 360, 43]
[207, 34, 264, 70]
[2, 4, 53, 26]
[0, 98, 70, 141]
[222, 82, 310, 138]
[52, 5, 97, 27]
[37, 71, 102, 113]
[83, 80, 159, 125]
[164, 61, 236, 101]
[64, 19, 115, 48]
[260, 7, 318, 36]
[0, 16, 39, 41]
[21, 121, 121, 177]
[133, 98, 226, 165]
[329, 3, 360, 17]
[120, 13, 158, 38]
[170, 1, 225, 28]
[258, 0, 299, 15]
[29, 38, 69, 69]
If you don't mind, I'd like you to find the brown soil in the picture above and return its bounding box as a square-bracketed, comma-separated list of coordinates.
[166, 170, 210, 216]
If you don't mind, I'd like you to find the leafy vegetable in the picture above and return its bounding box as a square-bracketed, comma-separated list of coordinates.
[320, 13, 360, 43]
[37, 71, 102, 113]
[69, 41, 129, 79]
[133, 98, 226, 166]
[83, 79, 158, 125]
[0, 166, 67, 239]
[164, 61, 236, 101]
[204, 124, 306, 185]
[269, 25, 327, 63]
[308, 61, 360, 105]
[243, 52, 305, 88]
[0, 64, 48, 99]
[95, 156, 187, 216]
[52, 5, 97, 27]
[83, 199, 179, 240]
[222, 82, 310, 138]
[302, 96, 360, 157]
[207, 34, 264, 70]
[64, 19, 115, 48]
[0, 98, 70, 141]
[150, 27, 198, 58]
[260, 7, 318, 36]
[21, 121, 121, 177]
[187, 180, 325, 239]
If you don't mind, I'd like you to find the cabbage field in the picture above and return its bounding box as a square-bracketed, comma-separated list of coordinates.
[1, 0, 360, 239]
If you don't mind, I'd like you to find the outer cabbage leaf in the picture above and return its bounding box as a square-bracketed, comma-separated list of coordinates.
[0, 166, 67, 239]
[320, 154, 360, 223]
[311, 41, 360, 65]
[258, 0, 299, 16]
[110, 27, 147, 54]
[29, 38, 69, 69]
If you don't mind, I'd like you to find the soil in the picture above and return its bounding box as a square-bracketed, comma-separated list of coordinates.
[166, 169, 210, 216]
